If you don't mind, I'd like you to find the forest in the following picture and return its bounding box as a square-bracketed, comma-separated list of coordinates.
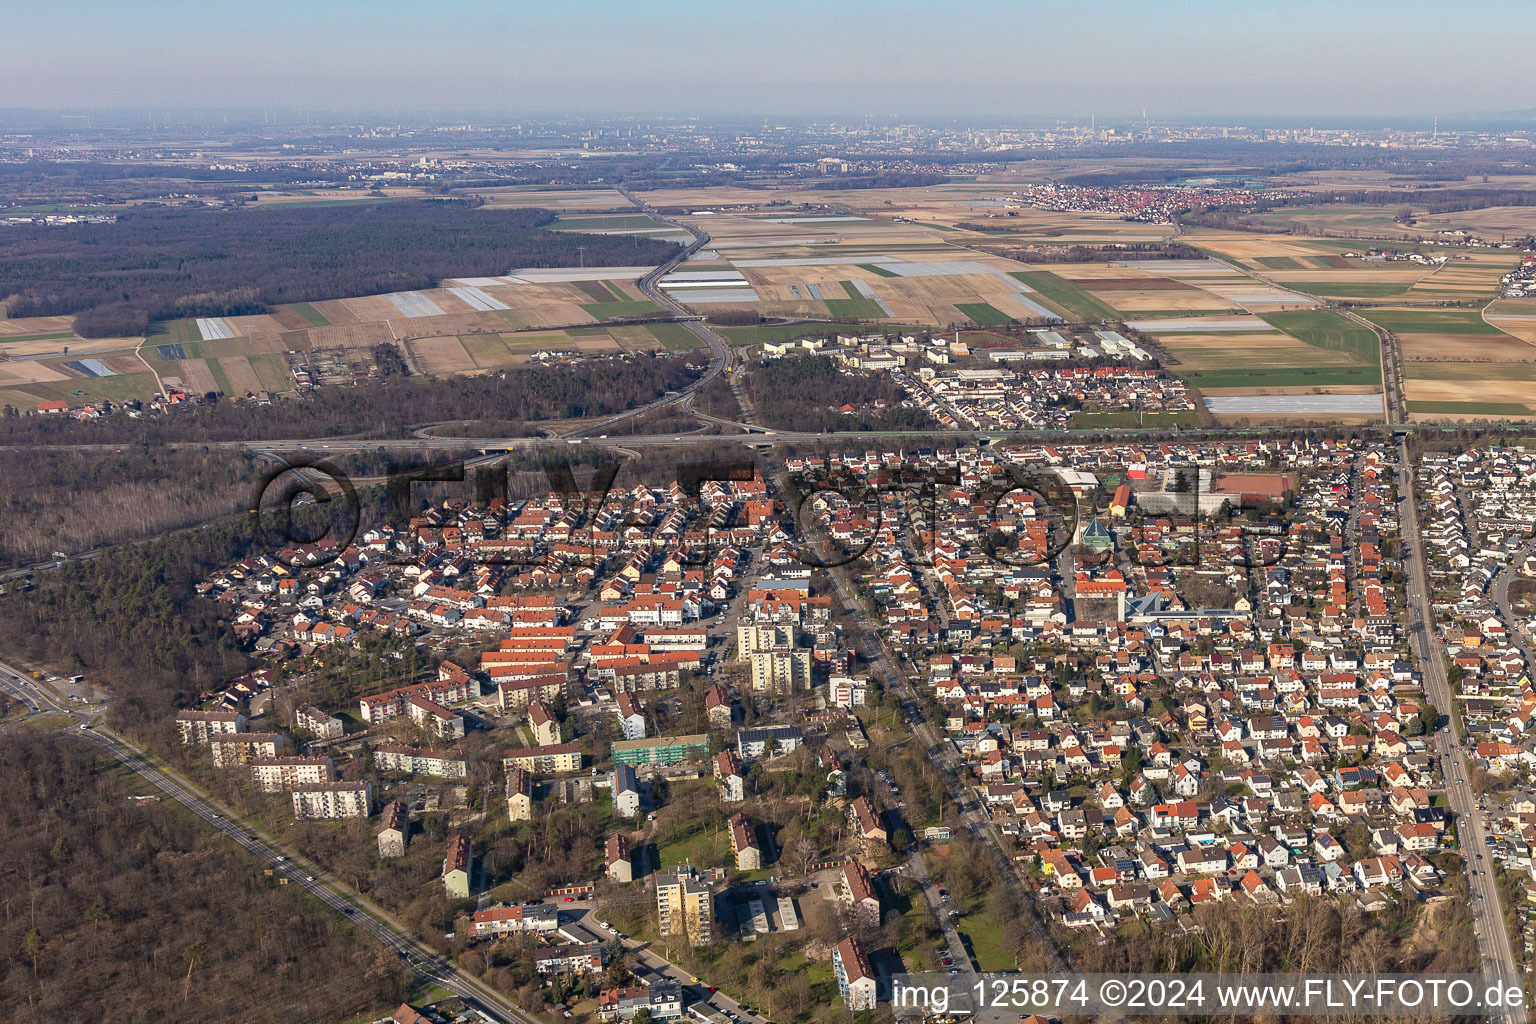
[0, 734, 403, 1024]
[0, 449, 255, 567]
[0, 200, 679, 336]
[0, 521, 256, 728]
[0, 353, 702, 443]
[745, 355, 935, 432]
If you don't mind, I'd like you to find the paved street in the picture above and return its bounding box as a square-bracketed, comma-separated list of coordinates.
[1396, 440, 1526, 1024]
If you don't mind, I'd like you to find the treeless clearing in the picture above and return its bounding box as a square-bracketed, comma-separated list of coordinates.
[176, 358, 219, 394]
[407, 336, 478, 375]
[308, 321, 394, 349]
[216, 356, 266, 396]
[1094, 288, 1238, 312]
[1211, 411, 1381, 424]
[1404, 379, 1536, 409]
[0, 359, 70, 383]
[1200, 384, 1383, 396]
[0, 314, 74, 337]
[221, 313, 289, 336]
[309, 299, 361, 326]
[1487, 316, 1536, 344]
[391, 311, 515, 340]
[1155, 333, 1358, 370]
[1396, 332, 1536, 362]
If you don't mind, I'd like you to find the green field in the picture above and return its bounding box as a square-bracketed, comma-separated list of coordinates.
[824, 297, 889, 319]
[1182, 366, 1384, 389]
[574, 279, 629, 303]
[288, 302, 332, 327]
[1408, 400, 1535, 415]
[954, 910, 1015, 973]
[21, 370, 161, 404]
[460, 333, 514, 365]
[955, 302, 1015, 326]
[1255, 256, 1304, 270]
[579, 300, 660, 320]
[1008, 271, 1121, 321]
[207, 359, 235, 395]
[1260, 310, 1381, 364]
[1404, 362, 1536, 381]
[1070, 410, 1201, 428]
[0, 330, 75, 344]
[1362, 309, 1507, 335]
[1287, 281, 1415, 298]
[549, 214, 661, 232]
[147, 319, 202, 348]
[250, 354, 293, 392]
[860, 263, 901, 277]
[646, 323, 703, 350]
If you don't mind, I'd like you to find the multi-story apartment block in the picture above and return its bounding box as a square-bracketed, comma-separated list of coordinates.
[377, 799, 410, 858]
[358, 675, 476, 724]
[443, 834, 473, 898]
[291, 780, 372, 819]
[501, 743, 582, 775]
[469, 903, 560, 937]
[506, 768, 534, 822]
[175, 709, 246, 744]
[527, 700, 562, 746]
[656, 866, 713, 946]
[295, 704, 343, 740]
[372, 743, 468, 779]
[407, 696, 465, 741]
[610, 734, 710, 767]
[737, 725, 803, 759]
[833, 936, 878, 1010]
[616, 693, 647, 740]
[209, 731, 288, 767]
[607, 833, 633, 883]
[249, 755, 334, 793]
[730, 813, 761, 871]
[613, 764, 642, 818]
[715, 750, 746, 803]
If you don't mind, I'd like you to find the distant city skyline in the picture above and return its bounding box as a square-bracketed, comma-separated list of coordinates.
[9, 1, 1535, 118]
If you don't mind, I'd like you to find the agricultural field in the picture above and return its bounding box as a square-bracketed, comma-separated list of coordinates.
[1360, 306, 1536, 419]
[0, 312, 164, 409]
[1143, 308, 1383, 418]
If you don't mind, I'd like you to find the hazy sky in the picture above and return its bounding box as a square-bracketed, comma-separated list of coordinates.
[7, 0, 1533, 118]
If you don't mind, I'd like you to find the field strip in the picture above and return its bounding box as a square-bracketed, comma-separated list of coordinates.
[850, 280, 895, 316]
[195, 317, 236, 341]
[731, 255, 900, 267]
[447, 285, 510, 312]
[1128, 317, 1269, 331]
[386, 291, 446, 318]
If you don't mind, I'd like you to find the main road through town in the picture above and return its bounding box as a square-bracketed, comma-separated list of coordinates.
[1396, 438, 1525, 1024]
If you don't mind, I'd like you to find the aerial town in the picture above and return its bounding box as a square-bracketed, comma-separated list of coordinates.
[11, 6, 1536, 1024]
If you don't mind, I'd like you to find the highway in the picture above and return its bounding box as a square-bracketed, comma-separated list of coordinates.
[1395, 439, 1526, 1024]
[0, 658, 542, 1024]
[558, 188, 745, 439]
